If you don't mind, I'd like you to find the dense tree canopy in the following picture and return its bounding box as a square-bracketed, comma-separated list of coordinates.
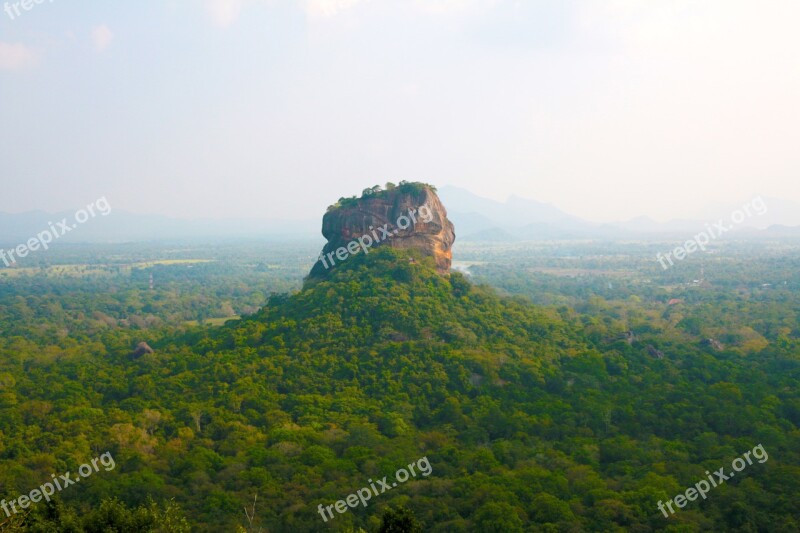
[0, 244, 798, 531]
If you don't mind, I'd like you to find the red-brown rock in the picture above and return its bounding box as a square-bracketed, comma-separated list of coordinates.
[309, 183, 455, 278]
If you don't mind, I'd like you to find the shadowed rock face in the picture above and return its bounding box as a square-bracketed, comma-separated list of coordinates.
[309, 185, 455, 278]
[130, 341, 154, 359]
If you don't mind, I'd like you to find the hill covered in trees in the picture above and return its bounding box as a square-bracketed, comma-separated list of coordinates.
[0, 245, 798, 531]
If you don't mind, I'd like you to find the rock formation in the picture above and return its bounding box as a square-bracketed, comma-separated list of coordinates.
[646, 345, 665, 359]
[130, 341, 154, 359]
[701, 338, 725, 351]
[308, 182, 455, 278]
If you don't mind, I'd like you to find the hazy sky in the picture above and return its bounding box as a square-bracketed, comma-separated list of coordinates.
[1, 0, 798, 223]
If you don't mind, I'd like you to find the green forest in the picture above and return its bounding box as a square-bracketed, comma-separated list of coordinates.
[0, 244, 799, 531]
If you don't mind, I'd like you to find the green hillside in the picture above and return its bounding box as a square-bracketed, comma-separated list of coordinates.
[1, 247, 798, 531]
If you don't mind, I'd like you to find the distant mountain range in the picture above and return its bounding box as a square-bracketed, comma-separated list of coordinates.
[437, 186, 800, 242]
[0, 211, 321, 246]
[1, 186, 798, 245]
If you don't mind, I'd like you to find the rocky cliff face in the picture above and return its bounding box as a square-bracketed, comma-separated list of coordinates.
[308, 184, 455, 278]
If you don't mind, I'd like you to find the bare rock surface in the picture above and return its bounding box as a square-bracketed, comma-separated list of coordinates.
[130, 341, 154, 359]
[309, 183, 455, 278]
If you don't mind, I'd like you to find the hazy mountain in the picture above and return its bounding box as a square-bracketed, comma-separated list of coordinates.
[1, 188, 798, 245]
[693, 196, 800, 229]
[0, 211, 320, 245]
[438, 186, 583, 227]
[440, 186, 800, 241]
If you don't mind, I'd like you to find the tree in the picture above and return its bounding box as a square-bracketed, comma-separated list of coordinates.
[471, 502, 523, 533]
[378, 506, 423, 533]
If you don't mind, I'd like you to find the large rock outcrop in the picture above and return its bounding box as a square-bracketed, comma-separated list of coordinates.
[308, 183, 455, 278]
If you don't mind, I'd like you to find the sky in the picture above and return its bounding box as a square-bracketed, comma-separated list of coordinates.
[1, 0, 798, 223]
